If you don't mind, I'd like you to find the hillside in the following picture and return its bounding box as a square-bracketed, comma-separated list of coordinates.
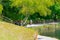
[0, 21, 37, 40]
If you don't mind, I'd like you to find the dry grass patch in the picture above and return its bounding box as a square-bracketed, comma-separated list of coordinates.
[0, 21, 37, 40]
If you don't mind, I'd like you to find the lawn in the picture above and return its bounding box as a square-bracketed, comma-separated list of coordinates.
[0, 21, 37, 40]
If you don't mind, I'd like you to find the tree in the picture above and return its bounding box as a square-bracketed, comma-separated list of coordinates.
[1, 0, 60, 25]
[10, 0, 55, 16]
[0, 4, 3, 21]
[49, 0, 60, 21]
[0, 4, 3, 14]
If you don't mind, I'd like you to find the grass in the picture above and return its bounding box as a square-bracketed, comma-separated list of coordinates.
[30, 23, 60, 39]
[0, 21, 37, 40]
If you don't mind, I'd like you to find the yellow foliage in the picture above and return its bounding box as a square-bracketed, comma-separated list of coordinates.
[0, 4, 3, 14]
[0, 21, 37, 40]
[44, 0, 55, 7]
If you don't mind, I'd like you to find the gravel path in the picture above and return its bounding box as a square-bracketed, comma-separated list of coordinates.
[37, 35, 58, 40]
[26, 22, 58, 27]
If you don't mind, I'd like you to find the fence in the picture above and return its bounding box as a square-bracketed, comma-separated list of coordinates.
[2, 16, 13, 23]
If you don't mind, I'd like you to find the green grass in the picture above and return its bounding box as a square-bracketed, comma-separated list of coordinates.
[30, 23, 60, 39]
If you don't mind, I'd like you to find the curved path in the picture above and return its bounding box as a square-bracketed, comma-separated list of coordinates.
[26, 22, 58, 27]
[37, 35, 58, 40]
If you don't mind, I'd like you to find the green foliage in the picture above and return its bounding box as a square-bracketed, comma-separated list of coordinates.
[0, 4, 3, 14]
[49, 1, 60, 20]
[0, 0, 60, 23]
[10, 0, 55, 16]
